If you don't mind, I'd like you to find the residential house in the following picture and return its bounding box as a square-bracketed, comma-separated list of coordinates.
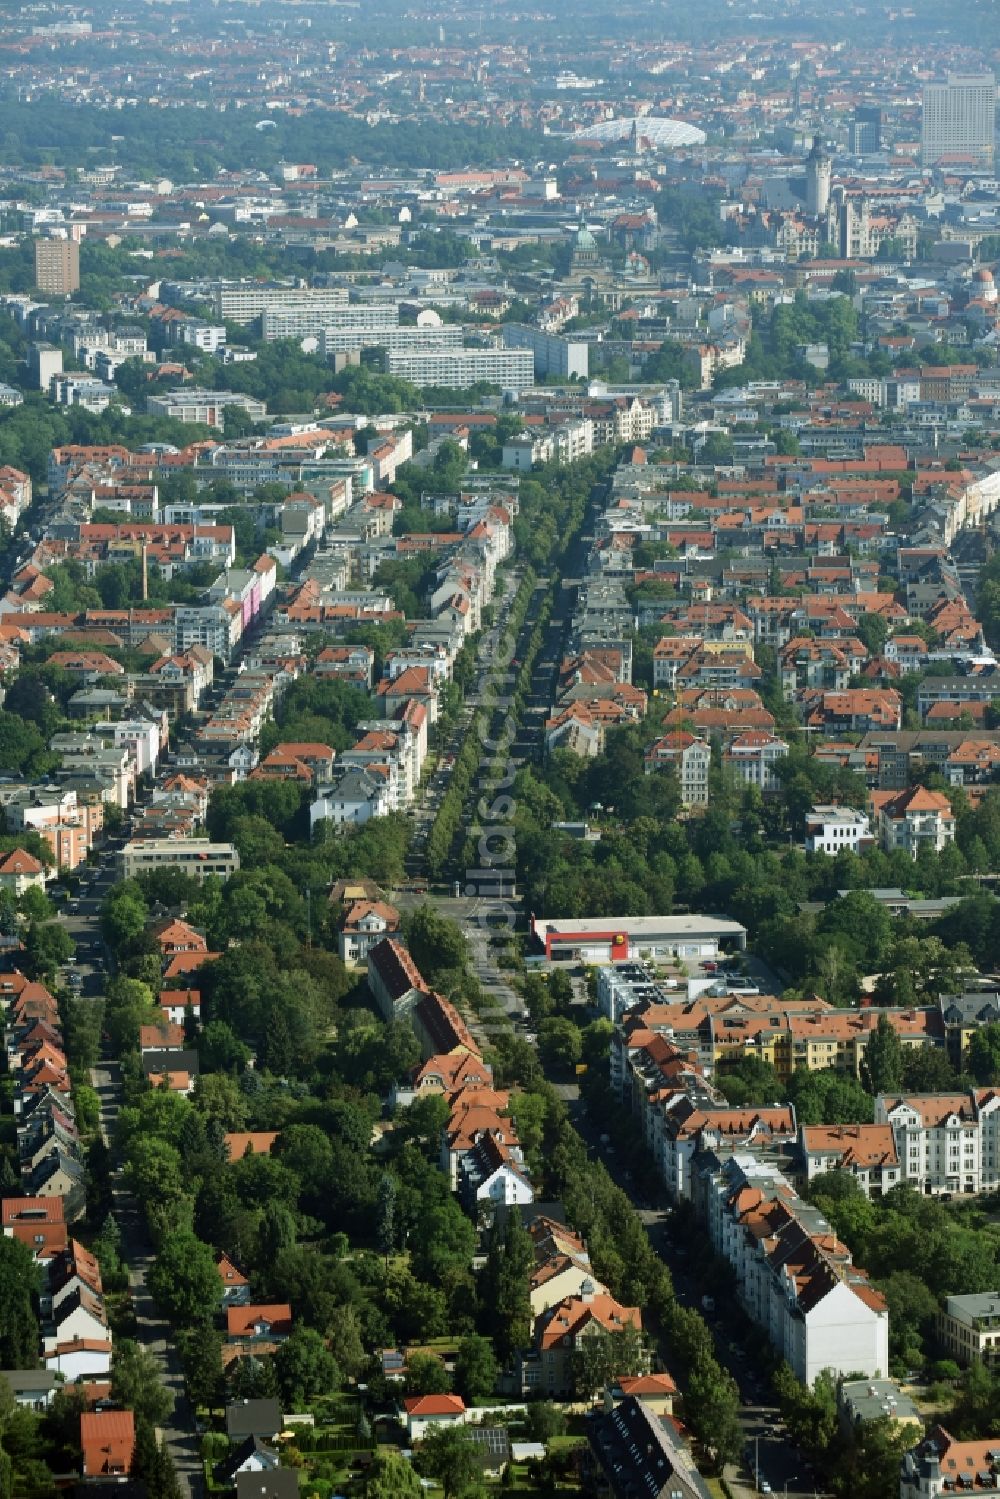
[937, 1294, 1000, 1369]
[876, 785, 956, 857]
[724, 732, 789, 793]
[528, 1292, 643, 1397]
[804, 805, 873, 855]
[404, 1395, 467, 1441]
[586, 1395, 711, 1499]
[0, 848, 47, 896]
[338, 899, 401, 966]
[80, 1411, 135, 1479]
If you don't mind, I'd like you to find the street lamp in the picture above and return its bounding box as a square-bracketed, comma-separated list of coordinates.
[784, 1478, 798, 1497]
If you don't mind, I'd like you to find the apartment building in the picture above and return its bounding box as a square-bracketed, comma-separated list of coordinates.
[902, 1428, 1000, 1499]
[876, 785, 956, 857]
[875, 1090, 1000, 1196]
[643, 731, 711, 806]
[697, 1154, 888, 1386]
[501, 323, 589, 379]
[502, 419, 594, 470]
[382, 348, 534, 389]
[799, 1123, 901, 1198]
[119, 839, 240, 883]
[937, 1293, 1000, 1368]
[34, 238, 79, 296]
[724, 731, 789, 793]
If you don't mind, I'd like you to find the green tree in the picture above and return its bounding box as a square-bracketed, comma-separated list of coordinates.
[409, 1200, 476, 1283]
[861, 1013, 904, 1095]
[480, 1214, 532, 1365]
[0, 1236, 39, 1367]
[969, 1023, 1000, 1084]
[524, 1401, 567, 1441]
[454, 1335, 498, 1401]
[110, 1341, 174, 1430]
[537, 1016, 583, 1074]
[572, 1325, 647, 1399]
[365, 1451, 422, 1497]
[404, 1352, 452, 1396]
[178, 1323, 224, 1409]
[683, 1355, 744, 1473]
[148, 1232, 220, 1327]
[375, 1172, 398, 1264]
[414, 1425, 481, 1499]
[273, 1326, 340, 1407]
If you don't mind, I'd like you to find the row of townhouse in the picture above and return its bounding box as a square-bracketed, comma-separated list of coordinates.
[3, 970, 86, 1219]
[309, 701, 429, 828]
[53, 520, 237, 580]
[610, 984, 947, 1094]
[798, 1090, 1000, 1199]
[195, 650, 304, 769]
[366, 933, 534, 1212]
[694, 1152, 889, 1387]
[368, 936, 663, 1404]
[0, 969, 125, 1409]
[605, 990, 889, 1384]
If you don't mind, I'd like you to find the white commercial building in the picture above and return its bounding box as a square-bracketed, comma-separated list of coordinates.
[532, 914, 747, 964]
[320, 325, 464, 356]
[215, 284, 349, 323]
[264, 302, 399, 340]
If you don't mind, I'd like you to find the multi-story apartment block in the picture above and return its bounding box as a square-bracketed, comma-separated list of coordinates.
[697, 1155, 889, 1386]
[382, 348, 534, 389]
[501, 323, 589, 380]
[875, 1090, 1000, 1196]
[723, 731, 789, 793]
[34, 238, 79, 295]
[937, 1293, 1000, 1369]
[643, 731, 711, 805]
[876, 785, 956, 857]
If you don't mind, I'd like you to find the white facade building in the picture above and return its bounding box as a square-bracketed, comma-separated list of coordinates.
[804, 805, 872, 855]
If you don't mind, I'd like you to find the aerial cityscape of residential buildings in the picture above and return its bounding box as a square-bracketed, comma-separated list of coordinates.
[0, 2, 997, 1497]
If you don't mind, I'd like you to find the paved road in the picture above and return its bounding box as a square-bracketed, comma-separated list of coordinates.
[92, 1063, 204, 1498]
[570, 1102, 824, 1499]
[60, 811, 203, 1494]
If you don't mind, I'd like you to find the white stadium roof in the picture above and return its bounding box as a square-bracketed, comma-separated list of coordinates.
[573, 116, 707, 148]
